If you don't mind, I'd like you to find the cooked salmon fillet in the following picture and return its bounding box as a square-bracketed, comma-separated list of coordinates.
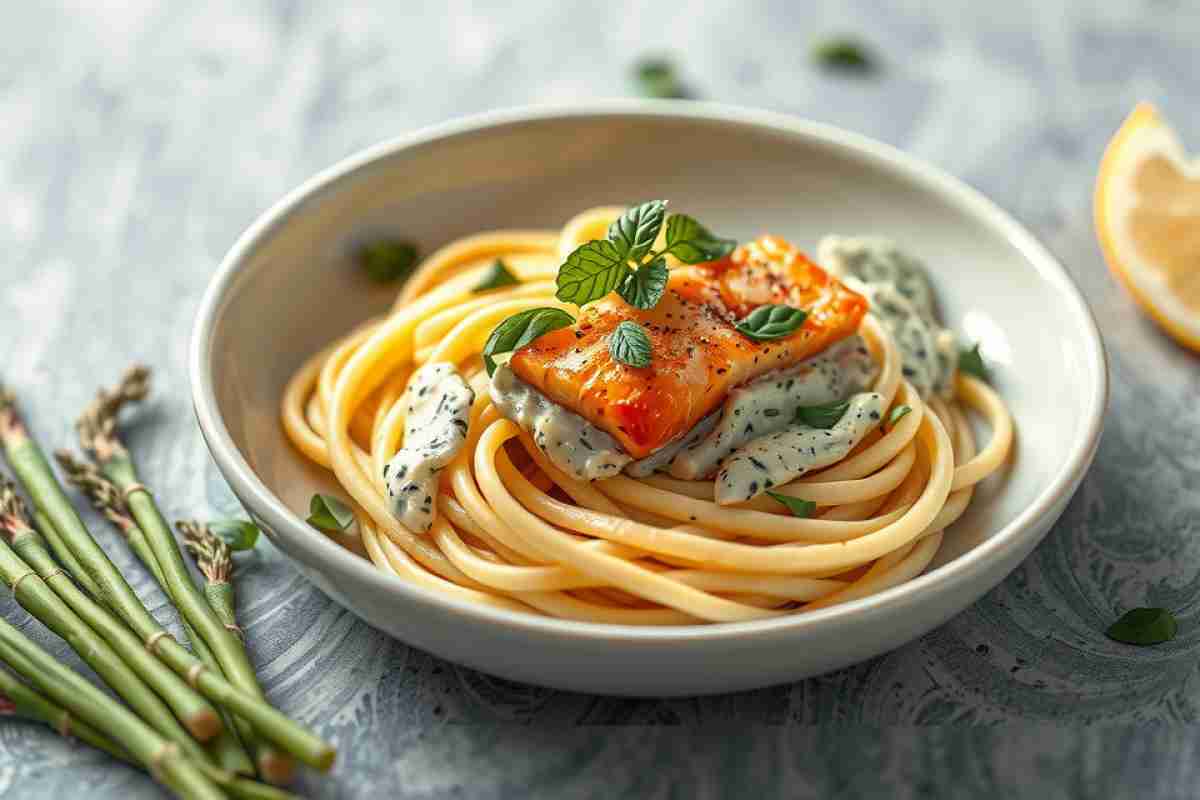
[509, 235, 869, 459]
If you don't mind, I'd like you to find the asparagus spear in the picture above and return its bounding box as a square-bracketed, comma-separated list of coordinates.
[56, 451, 254, 776]
[0, 383, 334, 772]
[0, 618, 223, 799]
[80, 367, 299, 784]
[179, 521, 240, 639]
[0, 663, 129, 762]
[31, 507, 102, 600]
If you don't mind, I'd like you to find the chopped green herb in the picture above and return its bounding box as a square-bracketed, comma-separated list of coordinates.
[207, 519, 261, 551]
[359, 240, 418, 283]
[633, 58, 688, 99]
[609, 321, 653, 368]
[663, 214, 737, 264]
[735, 304, 809, 341]
[885, 404, 912, 432]
[554, 240, 630, 307]
[795, 400, 850, 429]
[812, 37, 875, 72]
[307, 494, 355, 533]
[1106, 607, 1177, 646]
[959, 343, 991, 383]
[617, 257, 669, 310]
[474, 258, 520, 292]
[765, 491, 816, 518]
[482, 307, 576, 376]
[607, 200, 667, 262]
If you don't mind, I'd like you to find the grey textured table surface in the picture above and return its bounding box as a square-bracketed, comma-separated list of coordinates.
[2, 1, 1200, 798]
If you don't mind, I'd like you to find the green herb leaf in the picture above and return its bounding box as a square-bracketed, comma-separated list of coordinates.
[735, 304, 809, 341]
[307, 494, 355, 533]
[359, 240, 419, 283]
[885, 404, 912, 432]
[482, 307, 575, 376]
[473, 258, 520, 292]
[609, 321, 653, 368]
[795, 400, 850, 429]
[633, 58, 687, 99]
[663, 214, 737, 264]
[813, 37, 875, 72]
[1106, 607, 1177, 646]
[959, 343, 991, 383]
[617, 257, 669, 310]
[765, 491, 816, 518]
[208, 519, 261, 551]
[607, 200, 667, 262]
[555, 240, 630, 307]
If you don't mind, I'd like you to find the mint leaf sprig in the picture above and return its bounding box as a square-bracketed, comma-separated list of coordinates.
[555, 200, 736, 311]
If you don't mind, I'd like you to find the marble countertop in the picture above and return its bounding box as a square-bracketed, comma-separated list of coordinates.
[2, 2, 1199, 797]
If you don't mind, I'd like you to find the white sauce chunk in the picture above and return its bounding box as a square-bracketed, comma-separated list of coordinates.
[715, 391, 885, 505]
[489, 364, 631, 480]
[669, 335, 878, 480]
[383, 363, 474, 532]
[818, 235, 956, 398]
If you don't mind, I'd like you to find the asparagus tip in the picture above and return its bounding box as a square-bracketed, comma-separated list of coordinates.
[0, 387, 26, 442]
[0, 479, 33, 539]
[178, 521, 231, 583]
[77, 364, 151, 463]
[54, 450, 135, 536]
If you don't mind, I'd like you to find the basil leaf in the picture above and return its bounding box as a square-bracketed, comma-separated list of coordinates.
[617, 257, 669, 310]
[1106, 607, 1177, 646]
[735, 304, 808, 341]
[795, 400, 850, 429]
[664, 214, 737, 264]
[358, 240, 418, 283]
[609, 321, 653, 368]
[607, 200, 667, 262]
[307, 494, 355, 532]
[633, 58, 687, 99]
[813, 37, 875, 72]
[959, 343, 991, 383]
[765, 491, 816, 518]
[555, 240, 630, 307]
[885, 404, 912, 432]
[482, 307, 575, 376]
[473, 258, 520, 292]
[208, 519, 261, 551]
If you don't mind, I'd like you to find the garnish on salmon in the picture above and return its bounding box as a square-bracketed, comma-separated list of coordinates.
[508, 235, 869, 459]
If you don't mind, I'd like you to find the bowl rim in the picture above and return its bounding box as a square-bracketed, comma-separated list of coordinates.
[190, 99, 1108, 643]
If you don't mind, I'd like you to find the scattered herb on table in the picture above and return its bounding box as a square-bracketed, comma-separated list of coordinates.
[1106, 607, 1177, 646]
[633, 57, 689, 98]
[812, 37, 876, 72]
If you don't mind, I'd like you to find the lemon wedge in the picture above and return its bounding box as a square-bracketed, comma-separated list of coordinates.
[1095, 102, 1200, 351]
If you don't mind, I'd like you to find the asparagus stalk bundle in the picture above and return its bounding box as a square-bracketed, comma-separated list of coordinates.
[78, 368, 300, 784]
[56, 451, 254, 777]
[0, 382, 334, 775]
[0, 615, 224, 799]
[0, 481, 217, 763]
[0, 616, 298, 800]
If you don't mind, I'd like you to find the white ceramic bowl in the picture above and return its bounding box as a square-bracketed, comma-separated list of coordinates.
[190, 102, 1106, 696]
